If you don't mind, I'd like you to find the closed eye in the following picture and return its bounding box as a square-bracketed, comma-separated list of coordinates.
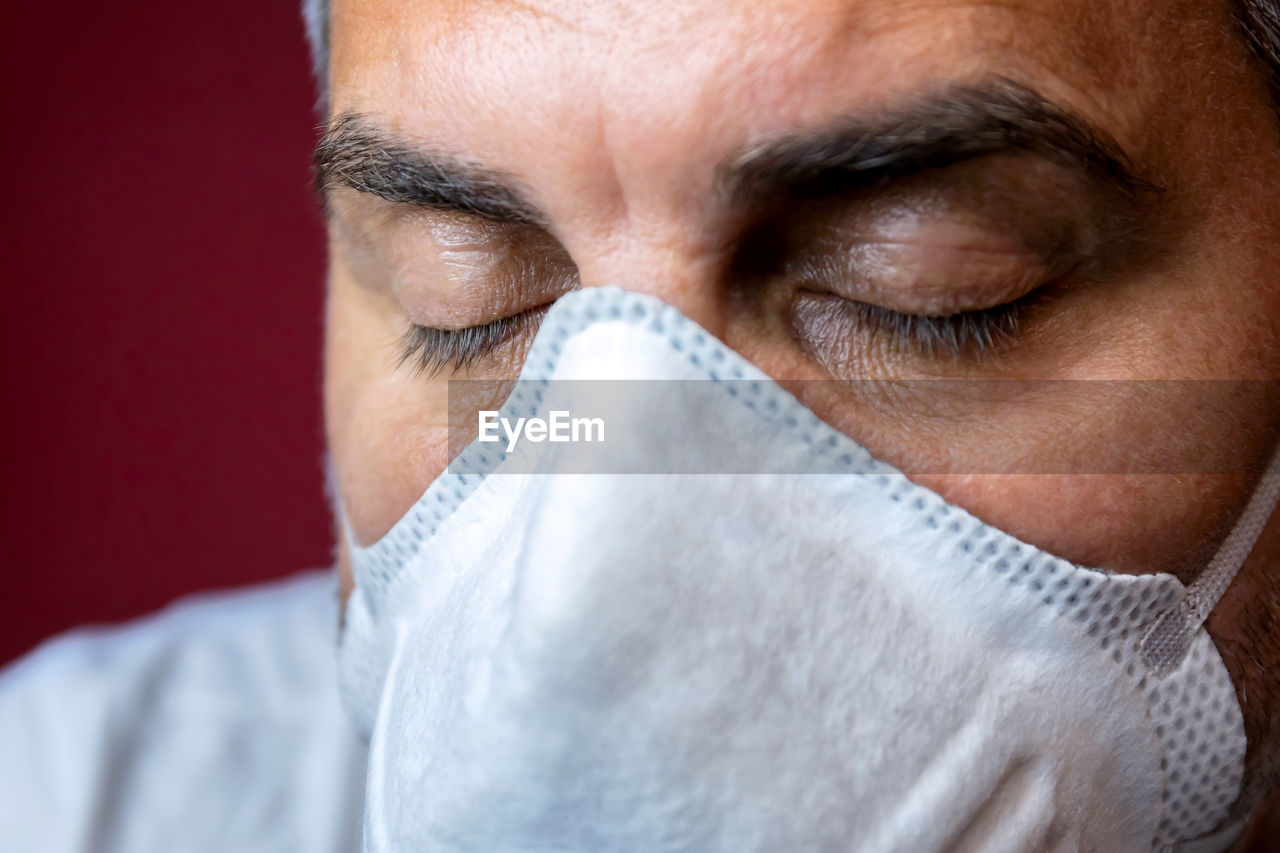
[395, 304, 551, 377]
[793, 285, 1052, 365]
[851, 297, 1030, 358]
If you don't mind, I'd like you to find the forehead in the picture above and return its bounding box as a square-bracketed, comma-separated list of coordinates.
[326, 0, 1214, 224]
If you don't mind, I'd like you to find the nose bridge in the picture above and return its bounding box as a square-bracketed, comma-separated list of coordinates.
[572, 225, 733, 339]
[546, 42, 740, 340]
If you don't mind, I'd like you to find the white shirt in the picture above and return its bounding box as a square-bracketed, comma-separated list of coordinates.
[0, 571, 366, 853]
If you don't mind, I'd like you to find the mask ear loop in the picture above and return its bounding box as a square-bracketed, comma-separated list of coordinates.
[1141, 440, 1280, 675]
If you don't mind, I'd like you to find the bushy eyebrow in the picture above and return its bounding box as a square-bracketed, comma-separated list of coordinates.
[717, 77, 1163, 206]
[312, 113, 545, 225]
[312, 78, 1161, 226]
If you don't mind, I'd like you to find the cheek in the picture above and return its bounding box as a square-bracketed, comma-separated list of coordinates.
[769, 352, 1279, 578]
[916, 472, 1255, 580]
[337, 395, 451, 547]
[324, 264, 453, 548]
[893, 381, 1277, 577]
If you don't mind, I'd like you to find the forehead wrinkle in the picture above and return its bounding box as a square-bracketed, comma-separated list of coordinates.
[578, 6, 1092, 219]
[338, 0, 1129, 143]
[331, 0, 1199, 253]
[464, 0, 587, 35]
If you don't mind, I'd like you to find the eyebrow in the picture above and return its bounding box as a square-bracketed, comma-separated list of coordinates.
[717, 77, 1162, 206]
[313, 77, 1161, 226]
[313, 113, 545, 225]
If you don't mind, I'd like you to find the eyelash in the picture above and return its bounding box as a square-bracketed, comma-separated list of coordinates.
[397, 288, 1039, 377]
[850, 297, 1034, 359]
[396, 306, 548, 377]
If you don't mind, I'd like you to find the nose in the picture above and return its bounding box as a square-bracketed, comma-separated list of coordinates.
[573, 236, 731, 340]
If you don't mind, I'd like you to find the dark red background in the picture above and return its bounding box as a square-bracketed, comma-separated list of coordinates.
[0, 4, 331, 665]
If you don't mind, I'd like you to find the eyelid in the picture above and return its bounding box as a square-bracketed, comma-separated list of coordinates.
[793, 247, 1054, 317]
[786, 237, 1069, 317]
[396, 303, 552, 378]
[765, 165, 1094, 314]
[331, 192, 579, 329]
[792, 286, 1050, 364]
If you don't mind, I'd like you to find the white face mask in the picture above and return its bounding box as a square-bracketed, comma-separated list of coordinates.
[338, 287, 1279, 853]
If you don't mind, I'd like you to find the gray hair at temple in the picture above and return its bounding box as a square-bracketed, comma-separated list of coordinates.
[300, 0, 1280, 117]
[303, 0, 330, 107]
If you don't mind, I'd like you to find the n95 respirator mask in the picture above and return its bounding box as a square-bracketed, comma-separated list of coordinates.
[337, 286, 1279, 853]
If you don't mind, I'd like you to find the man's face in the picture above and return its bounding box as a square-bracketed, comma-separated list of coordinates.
[320, 0, 1280, 812]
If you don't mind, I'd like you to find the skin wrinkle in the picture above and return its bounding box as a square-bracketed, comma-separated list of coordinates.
[320, 0, 1280, 837]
